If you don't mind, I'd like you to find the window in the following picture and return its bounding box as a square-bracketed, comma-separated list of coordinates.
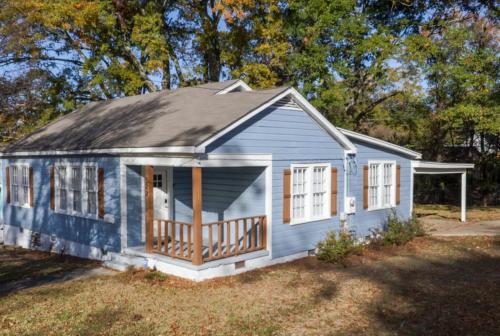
[71, 167, 82, 213]
[56, 163, 99, 218]
[57, 166, 67, 211]
[291, 164, 330, 223]
[10, 165, 30, 207]
[11, 166, 19, 204]
[153, 173, 162, 188]
[368, 161, 395, 210]
[84, 166, 97, 215]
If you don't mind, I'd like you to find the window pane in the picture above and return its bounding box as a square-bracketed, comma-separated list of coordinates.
[312, 167, 326, 217]
[85, 167, 97, 214]
[58, 167, 67, 210]
[72, 167, 82, 212]
[292, 167, 308, 220]
[368, 164, 379, 208]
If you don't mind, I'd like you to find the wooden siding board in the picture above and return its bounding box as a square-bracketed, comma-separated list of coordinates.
[1, 156, 122, 252]
[207, 107, 346, 259]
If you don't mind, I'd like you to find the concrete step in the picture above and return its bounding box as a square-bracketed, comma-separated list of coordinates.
[106, 252, 147, 269]
[103, 260, 130, 272]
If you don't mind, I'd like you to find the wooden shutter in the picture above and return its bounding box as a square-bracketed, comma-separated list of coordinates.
[396, 164, 401, 205]
[49, 166, 55, 210]
[331, 167, 338, 216]
[283, 169, 291, 223]
[29, 167, 34, 207]
[363, 165, 369, 209]
[98, 168, 105, 219]
[5, 166, 10, 204]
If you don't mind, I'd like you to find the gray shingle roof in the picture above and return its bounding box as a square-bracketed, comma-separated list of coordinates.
[4, 81, 288, 152]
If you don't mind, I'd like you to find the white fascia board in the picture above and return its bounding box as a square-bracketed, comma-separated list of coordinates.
[339, 128, 422, 159]
[0, 146, 197, 157]
[197, 87, 357, 153]
[215, 80, 253, 95]
[412, 160, 475, 170]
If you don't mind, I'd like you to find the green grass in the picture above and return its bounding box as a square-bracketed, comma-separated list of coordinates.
[1, 236, 499, 335]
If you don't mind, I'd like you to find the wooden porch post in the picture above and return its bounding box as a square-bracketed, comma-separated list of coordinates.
[192, 167, 203, 265]
[144, 165, 154, 253]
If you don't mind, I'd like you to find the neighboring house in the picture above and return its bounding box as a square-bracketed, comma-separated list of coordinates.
[0, 80, 473, 281]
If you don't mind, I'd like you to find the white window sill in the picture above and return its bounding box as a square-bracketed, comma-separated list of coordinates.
[54, 210, 99, 221]
[9, 203, 31, 209]
[290, 216, 331, 225]
[367, 205, 396, 212]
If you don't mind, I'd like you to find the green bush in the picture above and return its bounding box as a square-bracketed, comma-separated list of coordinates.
[316, 231, 362, 263]
[144, 270, 167, 282]
[381, 214, 425, 246]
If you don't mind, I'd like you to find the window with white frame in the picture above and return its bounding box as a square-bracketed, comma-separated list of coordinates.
[291, 164, 330, 223]
[10, 165, 30, 207]
[57, 166, 67, 211]
[368, 161, 396, 210]
[56, 164, 98, 217]
[84, 166, 97, 215]
[71, 167, 82, 213]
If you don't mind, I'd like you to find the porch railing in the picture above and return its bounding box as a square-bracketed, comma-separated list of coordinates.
[150, 215, 267, 264]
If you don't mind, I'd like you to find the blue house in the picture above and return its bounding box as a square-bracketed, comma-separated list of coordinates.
[0, 80, 473, 280]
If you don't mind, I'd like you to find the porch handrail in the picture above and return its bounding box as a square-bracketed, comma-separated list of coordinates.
[151, 215, 267, 264]
[202, 215, 267, 262]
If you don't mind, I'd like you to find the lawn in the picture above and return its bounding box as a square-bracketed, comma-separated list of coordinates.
[414, 204, 500, 221]
[1, 236, 499, 336]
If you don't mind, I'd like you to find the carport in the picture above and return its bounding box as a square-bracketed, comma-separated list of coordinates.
[411, 161, 475, 222]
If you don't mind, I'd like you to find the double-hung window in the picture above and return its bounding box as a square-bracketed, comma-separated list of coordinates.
[10, 165, 30, 207]
[57, 166, 68, 211]
[84, 166, 97, 216]
[368, 161, 396, 210]
[56, 164, 98, 217]
[291, 164, 330, 224]
[71, 167, 82, 213]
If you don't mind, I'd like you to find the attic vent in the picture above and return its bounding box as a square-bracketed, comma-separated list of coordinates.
[271, 96, 302, 110]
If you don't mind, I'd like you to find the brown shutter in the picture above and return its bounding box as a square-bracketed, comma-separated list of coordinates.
[283, 169, 291, 223]
[29, 167, 34, 207]
[5, 166, 10, 204]
[363, 165, 369, 209]
[331, 167, 338, 216]
[49, 166, 55, 210]
[98, 168, 105, 218]
[396, 164, 401, 205]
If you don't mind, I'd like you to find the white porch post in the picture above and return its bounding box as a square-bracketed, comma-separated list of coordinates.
[461, 172, 466, 222]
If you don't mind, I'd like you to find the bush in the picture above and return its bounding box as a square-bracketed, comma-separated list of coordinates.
[381, 214, 425, 246]
[316, 231, 362, 263]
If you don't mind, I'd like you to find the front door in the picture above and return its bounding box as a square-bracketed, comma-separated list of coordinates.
[153, 168, 170, 220]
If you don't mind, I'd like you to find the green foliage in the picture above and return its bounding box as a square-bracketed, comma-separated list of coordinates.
[316, 231, 363, 263]
[381, 215, 425, 247]
[144, 270, 167, 282]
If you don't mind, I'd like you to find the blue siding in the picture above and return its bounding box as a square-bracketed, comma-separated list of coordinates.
[126, 165, 143, 247]
[347, 140, 413, 237]
[207, 107, 346, 259]
[0, 161, 3, 224]
[173, 167, 266, 223]
[1, 156, 121, 253]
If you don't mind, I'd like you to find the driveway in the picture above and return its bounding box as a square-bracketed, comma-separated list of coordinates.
[421, 217, 500, 236]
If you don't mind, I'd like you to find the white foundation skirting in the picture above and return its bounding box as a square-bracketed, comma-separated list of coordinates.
[2, 224, 105, 260]
[138, 250, 309, 282]
[2, 223, 310, 281]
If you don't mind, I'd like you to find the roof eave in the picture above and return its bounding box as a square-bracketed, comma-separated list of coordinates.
[339, 128, 422, 159]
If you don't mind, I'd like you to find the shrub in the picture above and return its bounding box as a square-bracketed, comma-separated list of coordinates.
[381, 214, 425, 246]
[316, 231, 362, 263]
[144, 270, 167, 282]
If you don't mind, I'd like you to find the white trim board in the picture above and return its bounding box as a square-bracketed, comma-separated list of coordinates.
[339, 128, 422, 159]
[0, 146, 197, 157]
[412, 161, 474, 171]
[216, 79, 253, 95]
[195, 87, 357, 154]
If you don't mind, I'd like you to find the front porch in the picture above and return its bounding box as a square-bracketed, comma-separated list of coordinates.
[120, 156, 271, 269]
